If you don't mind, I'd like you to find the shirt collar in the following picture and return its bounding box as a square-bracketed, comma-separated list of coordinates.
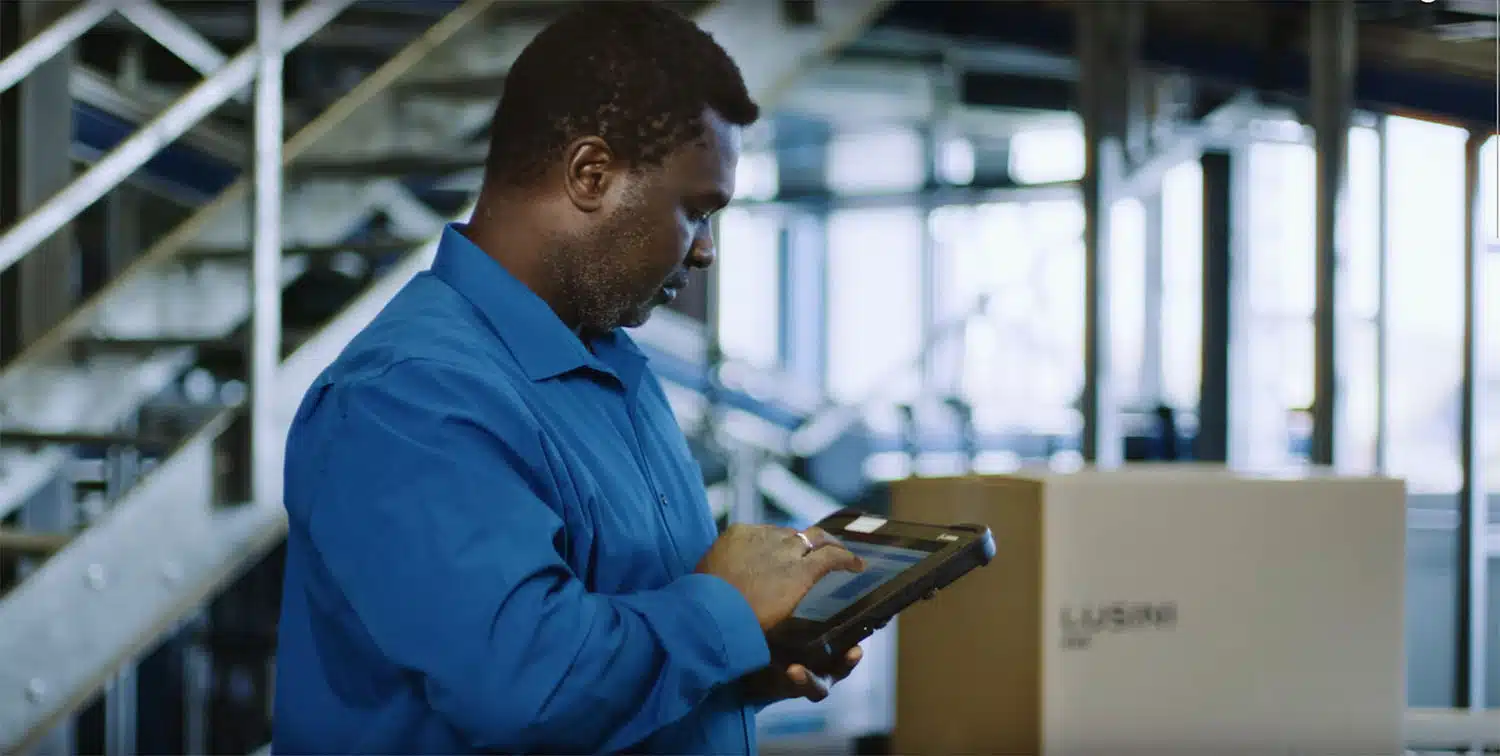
[429, 224, 649, 385]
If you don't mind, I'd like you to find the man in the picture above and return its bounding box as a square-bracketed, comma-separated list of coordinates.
[271, 3, 867, 754]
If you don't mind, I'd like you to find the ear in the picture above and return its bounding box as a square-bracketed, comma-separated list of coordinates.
[562, 136, 618, 213]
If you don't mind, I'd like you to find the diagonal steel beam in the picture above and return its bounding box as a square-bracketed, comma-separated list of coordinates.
[0, 0, 117, 95]
[1117, 91, 1258, 199]
[118, 0, 228, 78]
[0, 0, 508, 523]
[0, 0, 355, 276]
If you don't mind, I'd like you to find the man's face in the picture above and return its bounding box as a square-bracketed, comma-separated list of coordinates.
[564, 109, 740, 333]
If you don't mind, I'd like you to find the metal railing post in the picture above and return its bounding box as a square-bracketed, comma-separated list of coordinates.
[0, 0, 352, 275]
[252, 0, 284, 508]
[1455, 130, 1489, 715]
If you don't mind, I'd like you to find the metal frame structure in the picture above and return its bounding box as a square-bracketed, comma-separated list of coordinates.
[0, 2, 896, 750]
[251, 0, 285, 510]
[0, 0, 498, 523]
[1455, 130, 1489, 714]
[0, 0, 1495, 750]
[746, 0, 1500, 735]
[0, 0, 352, 274]
[1308, 0, 1356, 468]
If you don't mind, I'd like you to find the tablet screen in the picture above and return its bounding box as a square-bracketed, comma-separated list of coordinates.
[791, 540, 933, 622]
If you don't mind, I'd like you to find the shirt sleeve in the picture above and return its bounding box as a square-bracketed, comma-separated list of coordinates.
[293, 357, 770, 753]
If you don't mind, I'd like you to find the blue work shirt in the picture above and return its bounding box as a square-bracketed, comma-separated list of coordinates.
[272, 225, 771, 754]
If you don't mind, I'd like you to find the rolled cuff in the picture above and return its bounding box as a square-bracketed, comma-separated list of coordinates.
[672, 573, 771, 679]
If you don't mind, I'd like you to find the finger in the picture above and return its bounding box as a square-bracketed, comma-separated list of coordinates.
[800, 673, 831, 702]
[832, 646, 863, 681]
[803, 543, 865, 579]
[784, 664, 830, 702]
[782, 528, 813, 553]
[798, 526, 843, 550]
[785, 664, 811, 686]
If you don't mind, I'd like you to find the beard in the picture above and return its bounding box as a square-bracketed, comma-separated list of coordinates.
[546, 192, 666, 334]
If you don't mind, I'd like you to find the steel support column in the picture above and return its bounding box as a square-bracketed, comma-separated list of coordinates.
[1140, 190, 1165, 403]
[251, 0, 284, 508]
[1198, 152, 1233, 464]
[2, 4, 79, 750]
[728, 443, 763, 525]
[0, 0, 77, 362]
[1455, 131, 1489, 712]
[1075, 3, 1136, 467]
[1308, 0, 1356, 466]
[1374, 117, 1391, 473]
[781, 211, 828, 392]
[777, 117, 829, 393]
[919, 128, 940, 390]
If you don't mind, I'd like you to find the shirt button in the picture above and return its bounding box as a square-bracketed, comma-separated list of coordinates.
[659, 494, 668, 505]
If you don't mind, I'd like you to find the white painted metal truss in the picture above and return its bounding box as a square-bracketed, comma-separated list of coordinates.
[0, 0, 358, 273]
[0, 0, 512, 519]
[0, 0, 896, 746]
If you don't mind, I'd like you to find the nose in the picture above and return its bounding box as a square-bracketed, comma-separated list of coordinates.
[688, 224, 716, 269]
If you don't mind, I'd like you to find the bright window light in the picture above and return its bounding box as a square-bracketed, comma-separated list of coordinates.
[1008, 128, 1085, 184]
[936, 136, 975, 186]
[825, 206, 924, 404]
[826, 128, 925, 195]
[733, 151, 778, 201]
[715, 208, 781, 369]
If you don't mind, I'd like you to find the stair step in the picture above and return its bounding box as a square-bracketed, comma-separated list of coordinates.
[180, 237, 428, 261]
[393, 72, 507, 100]
[0, 430, 179, 452]
[287, 151, 485, 179]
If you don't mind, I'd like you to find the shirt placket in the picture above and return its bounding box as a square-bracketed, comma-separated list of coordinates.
[624, 402, 687, 571]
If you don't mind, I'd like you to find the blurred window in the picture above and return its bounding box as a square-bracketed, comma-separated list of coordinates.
[716, 207, 782, 369]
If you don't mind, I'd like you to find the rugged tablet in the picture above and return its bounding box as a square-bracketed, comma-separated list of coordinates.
[767, 508, 996, 674]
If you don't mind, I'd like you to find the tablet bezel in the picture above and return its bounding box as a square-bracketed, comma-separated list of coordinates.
[769, 514, 987, 646]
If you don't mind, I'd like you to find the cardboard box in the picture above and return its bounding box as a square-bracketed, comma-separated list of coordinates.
[891, 467, 1407, 755]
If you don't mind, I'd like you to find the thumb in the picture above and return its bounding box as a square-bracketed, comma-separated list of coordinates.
[804, 544, 865, 582]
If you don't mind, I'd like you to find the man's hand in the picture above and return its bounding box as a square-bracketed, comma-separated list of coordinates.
[695, 524, 865, 632]
[740, 646, 864, 705]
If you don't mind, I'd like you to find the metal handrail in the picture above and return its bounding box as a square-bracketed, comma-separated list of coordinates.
[119, 0, 230, 80]
[0, 0, 118, 94]
[0, 0, 355, 275]
[0, 0, 502, 382]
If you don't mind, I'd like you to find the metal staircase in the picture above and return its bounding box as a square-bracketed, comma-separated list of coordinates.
[0, 0, 892, 750]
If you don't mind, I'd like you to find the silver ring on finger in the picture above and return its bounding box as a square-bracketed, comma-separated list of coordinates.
[795, 530, 815, 554]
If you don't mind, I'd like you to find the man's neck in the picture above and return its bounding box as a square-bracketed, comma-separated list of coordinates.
[463, 198, 584, 332]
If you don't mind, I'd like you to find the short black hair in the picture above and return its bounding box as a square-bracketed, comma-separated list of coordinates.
[484, 1, 761, 189]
